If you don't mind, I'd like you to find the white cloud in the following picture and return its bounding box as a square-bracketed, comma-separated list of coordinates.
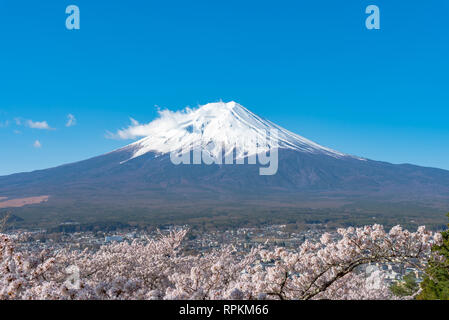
[26, 120, 53, 130]
[107, 117, 155, 140]
[106, 107, 201, 140]
[66, 114, 76, 127]
[33, 140, 42, 148]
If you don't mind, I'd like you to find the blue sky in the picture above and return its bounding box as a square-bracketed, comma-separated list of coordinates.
[0, 0, 448, 175]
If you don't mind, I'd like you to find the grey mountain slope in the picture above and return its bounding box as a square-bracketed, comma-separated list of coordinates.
[1, 146, 449, 208]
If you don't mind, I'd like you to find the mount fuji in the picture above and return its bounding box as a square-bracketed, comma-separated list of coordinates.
[1, 101, 449, 228]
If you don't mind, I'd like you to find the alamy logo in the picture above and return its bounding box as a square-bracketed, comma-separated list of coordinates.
[66, 5, 80, 30]
[63, 5, 380, 32]
[170, 129, 279, 176]
[365, 5, 380, 30]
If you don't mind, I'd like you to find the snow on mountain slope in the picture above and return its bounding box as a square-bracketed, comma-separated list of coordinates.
[122, 101, 359, 162]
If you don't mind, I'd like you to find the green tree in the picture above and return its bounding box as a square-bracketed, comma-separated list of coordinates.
[390, 272, 419, 297]
[417, 213, 449, 300]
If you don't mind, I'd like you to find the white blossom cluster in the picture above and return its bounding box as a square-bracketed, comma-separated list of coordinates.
[0, 225, 441, 300]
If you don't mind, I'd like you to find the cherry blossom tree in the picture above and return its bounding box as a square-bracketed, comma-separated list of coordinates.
[0, 224, 442, 300]
[242, 225, 436, 300]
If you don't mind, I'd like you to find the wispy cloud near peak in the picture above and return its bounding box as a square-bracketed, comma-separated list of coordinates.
[106, 117, 153, 140]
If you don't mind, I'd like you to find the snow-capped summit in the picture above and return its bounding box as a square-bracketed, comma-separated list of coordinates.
[125, 101, 351, 161]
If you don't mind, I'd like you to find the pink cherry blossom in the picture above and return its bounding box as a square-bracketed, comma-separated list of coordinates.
[0, 225, 439, 300]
